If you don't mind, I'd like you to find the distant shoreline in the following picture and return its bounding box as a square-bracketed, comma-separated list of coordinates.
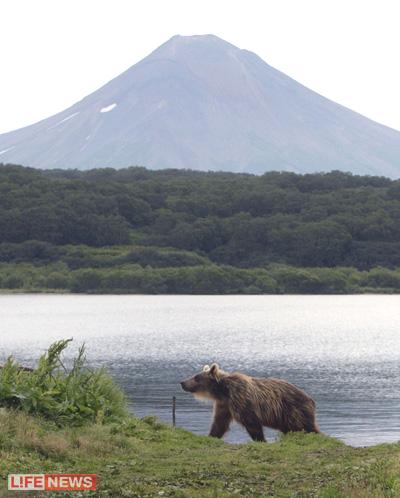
[1, 289, 400, 295]
[2, 261, 400, 294]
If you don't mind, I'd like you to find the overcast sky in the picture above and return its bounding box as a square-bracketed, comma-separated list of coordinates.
[1, 0, 399, 134]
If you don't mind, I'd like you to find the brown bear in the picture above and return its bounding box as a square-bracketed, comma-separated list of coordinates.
[180, 363, 319, 442]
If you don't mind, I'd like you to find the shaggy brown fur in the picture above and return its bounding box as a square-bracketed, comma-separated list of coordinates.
[180, 364, 319, 442]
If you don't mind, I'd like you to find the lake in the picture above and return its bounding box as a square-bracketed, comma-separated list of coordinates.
[0, 294, 399, 446]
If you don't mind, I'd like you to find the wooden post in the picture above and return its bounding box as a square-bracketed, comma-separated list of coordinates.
[172, 396, 176, 427]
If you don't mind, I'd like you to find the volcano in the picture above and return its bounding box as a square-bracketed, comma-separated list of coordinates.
[1, 34, 400, 177]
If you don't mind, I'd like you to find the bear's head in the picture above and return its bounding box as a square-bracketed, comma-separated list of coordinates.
[180, 363, 226, 400]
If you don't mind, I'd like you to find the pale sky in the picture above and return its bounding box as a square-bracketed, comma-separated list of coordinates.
[1, 0, 399, 134]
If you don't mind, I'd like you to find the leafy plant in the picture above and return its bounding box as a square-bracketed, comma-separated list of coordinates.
[0, 339, 127, 425]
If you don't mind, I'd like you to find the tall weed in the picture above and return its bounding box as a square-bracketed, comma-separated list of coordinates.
[0, 339, 127, 425]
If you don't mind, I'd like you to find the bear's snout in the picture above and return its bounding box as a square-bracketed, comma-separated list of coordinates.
[180, 379, 194, 392]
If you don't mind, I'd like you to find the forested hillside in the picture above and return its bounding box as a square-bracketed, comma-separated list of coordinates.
[1, 164, 400, 293]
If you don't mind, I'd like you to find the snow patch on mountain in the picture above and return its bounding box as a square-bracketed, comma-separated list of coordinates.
[100, 103, 117, 113]
[0, 146, 15, 155]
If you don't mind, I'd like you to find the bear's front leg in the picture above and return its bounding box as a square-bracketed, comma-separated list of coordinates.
[209, 401, 232, 438]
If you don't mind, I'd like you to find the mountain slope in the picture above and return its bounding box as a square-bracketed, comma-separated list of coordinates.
[1, 34, 400, 176]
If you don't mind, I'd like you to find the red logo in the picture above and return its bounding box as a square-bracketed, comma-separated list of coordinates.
[8, 474, 97, 491]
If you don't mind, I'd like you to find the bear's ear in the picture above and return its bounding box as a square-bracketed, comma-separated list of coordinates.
[202, 364, 210, 372]
[209, 363, 220, 378]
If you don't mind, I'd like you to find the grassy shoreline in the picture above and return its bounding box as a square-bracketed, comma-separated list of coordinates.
[0, 409, 399, 498]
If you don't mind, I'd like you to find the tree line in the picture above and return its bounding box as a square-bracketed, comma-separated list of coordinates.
[1, 164, 400, 269]
[1, 163, 400, 293]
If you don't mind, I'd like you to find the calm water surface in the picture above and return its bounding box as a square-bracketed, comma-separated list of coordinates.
[0, 294, 399, 446]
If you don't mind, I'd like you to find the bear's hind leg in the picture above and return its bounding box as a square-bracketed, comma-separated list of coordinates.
[240, 414, 266, 442]
[245, 423, 265, 442]
[305, 419, 320, 433]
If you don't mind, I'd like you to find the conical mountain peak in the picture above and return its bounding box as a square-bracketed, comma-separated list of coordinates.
[0, 35, 399, 176]
[146, 33, 240, 67]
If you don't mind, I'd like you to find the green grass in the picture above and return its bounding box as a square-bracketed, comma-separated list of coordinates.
[0, 410, 399, 498]
[1, 343, 399, 497]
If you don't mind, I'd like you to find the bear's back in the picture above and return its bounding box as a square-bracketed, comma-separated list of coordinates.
[224, 373, 315, 410]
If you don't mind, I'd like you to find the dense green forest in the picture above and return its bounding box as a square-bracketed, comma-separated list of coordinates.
[1, 163, 400, 293]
